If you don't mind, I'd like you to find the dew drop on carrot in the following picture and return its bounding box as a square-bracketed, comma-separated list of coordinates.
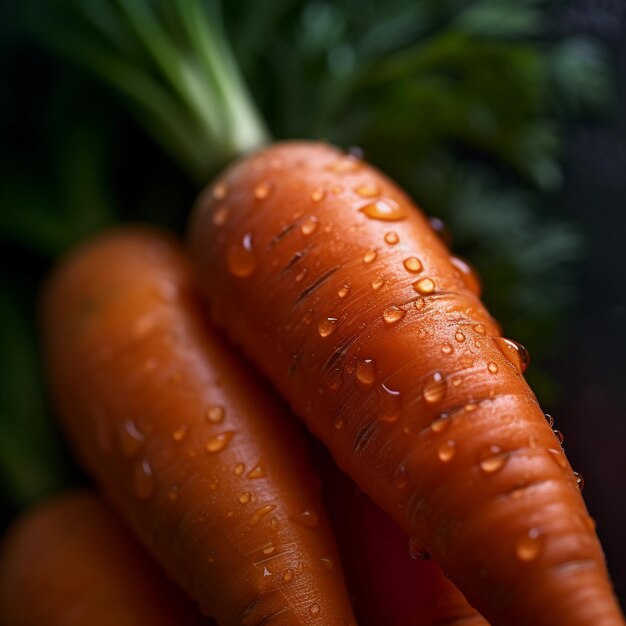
[206, 431, 234, 453]
[574, 471, 585, 490]
[403, 257, 423, 274]
[207, 550, 216, 563]
[553, 429, 565, 445]
[548, 448, 568, 468]
[212, 181, 228, 199]
[474, 324, 486, 334]
[450, 256, 481, 295]
[206, 405, 225, 424]
[465, 403, 478, 413]
[249, 504, 276, 526]
[515, 529, 542, 562]
[363, 249, 377, 264]
[415, 298, 426, 310]
[430, 413, 452, 433]
[337, 283, 351, 298]
[356, 359, 376, 386]
[247, 464, 266, 479]
[488, 362, 499, 374]
[383, 306, 406, 325]
[409, 537, 432, 560]
[371, 275, 386, 290]
[213, 205, 230, 226]
[291, 509, 319, 528]
[441, 343, 453, 355]
[384, 231, 399, 245]
[134, 458, 155, 499]
[333, 414, 345, 430]
[320, 557, 334, 570]
[494, 337, 531, 373]
[424, 372, 447, 404]
[359, 198, 406, 222]
[301, 216, 319, 235]
[311, 188, 326, 203]
[309, 603, 322, 617]
[283, 570, 294, 582]
[318, 317, 338, 338]
[120, 419, 145, 458]
[262, 543, 276, 555]
[227, 233, 257, 278]
[479, 445, 508, 474]
[455, 331, 466, 342]
[354, 183, 380, 198]
[167, 484, 179, 501]
[254, 181, 272, 200]
[234, 462, 245, 476]
[239, 492, 251, 504]
[438, 440, 456, 462]
[413, 277, 435, 294]
[172, 424, 188, 442]
[392, 464, 409, 489]
[378, 383, 402, 422]
[545, 413, 555, 428]
[327, 156, 361, 173]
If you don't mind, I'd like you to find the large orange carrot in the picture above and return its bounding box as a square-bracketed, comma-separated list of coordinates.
[189, 141, 625, 626]
[0, 490, 206, 626]
[41, 228, 356, 626]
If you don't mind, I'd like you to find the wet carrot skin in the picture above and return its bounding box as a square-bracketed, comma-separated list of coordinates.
[41, 228, 356, 626]
[189, 141, 625, 626]
[0, 491, 205, 626]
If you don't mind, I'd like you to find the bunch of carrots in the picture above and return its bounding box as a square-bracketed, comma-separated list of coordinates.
[1, 2, 625, 625]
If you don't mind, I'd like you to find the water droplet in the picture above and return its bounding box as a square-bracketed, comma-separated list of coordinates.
[206, 431, 234, 453]
[134, 459, 155, 499]
[354, 183, 380, 198]
[172, 425, 188, 442]
[437, 440, 456, 462]
[359, 198, 406, 222]
[283, 570, 294, 582]
[494, 338, 531, 373]
[488, 362, 499, 374]
[545, 413, 555, 428]
[309, 603, 321, 617]
[409, 537, 432, 560]
[318, 317, 338, 338]
[464, 403, 478, 413]
[548, 448, 568, 468]
[262, 543, 275, 555]
[403, 257, 423, 274]
[328, 156, 361, 173]
[206, 405, 225, 424]
[553, 430, 564, 445]
[247, 464, 265, 479]
[392, 464, 408, 489]
[301, 216, 319, 235]
[415, 298, 426, 310]
[455, 332, 466, 342]
[383, 306, 406, 325]
[371, 275, 386, 290]
[227, 233, 257, 278]
[207, 550, 216, 563]
[332, 185, 344, 195]
[450, 256, 481, 295]
[249, 504, 276, 526]
[291, 509, 319, 528]
[254, 181, 272, 200]
[167, 484, 179, 500]
[356, 359, 376, 386]
[479, 446, 508, 474]
[295, 268, 307, 283]
[120, 420, 145, 458]
[333, 414, 345, 429]
[515, 529, 542, 562]
[212, 182, 228, 199]
[574, 471, 585, 490]
[239, 492, 251, 504]
[337, 283, 351, 298]
[311, 188, 326, 203]
[430, 413, 452, 433]
[384, 231, 399, 245]
[423, 372, 447, 404]
[428, 216, 452, 246]
[378, 383, 401, 422]
[320, 557, 334, 570]
[234, 463, 245, 476]
[441, 343, 453, 355]
[213, 205, 230, 226]
[474, 324, 486, 334]
[363, 249, 377, 264]
[413, 277, 435, 294]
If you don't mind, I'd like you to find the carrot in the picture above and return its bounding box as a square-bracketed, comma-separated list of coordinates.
[41, 228, 356, 626]
[189, 141, 625, 626]
[316, 448, 487, 626]
[0, 490, 206, 626]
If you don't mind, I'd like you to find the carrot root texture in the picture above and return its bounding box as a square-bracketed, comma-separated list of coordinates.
[189, 141, 625, 626]
[0, 491, 205, 626]
[41, 228, 356, 626]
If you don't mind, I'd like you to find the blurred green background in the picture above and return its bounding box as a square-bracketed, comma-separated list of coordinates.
[1, 0, 624, 609]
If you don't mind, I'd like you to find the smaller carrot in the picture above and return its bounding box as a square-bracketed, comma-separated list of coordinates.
[0, 490, 207, 626]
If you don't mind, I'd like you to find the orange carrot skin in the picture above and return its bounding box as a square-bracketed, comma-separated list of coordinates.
[189, 141, 625, 626]
[41, 228, 356, 626]
[0, 491, 205, 626]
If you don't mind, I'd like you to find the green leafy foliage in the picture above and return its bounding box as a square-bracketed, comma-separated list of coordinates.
[0, 0, 612, 507]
